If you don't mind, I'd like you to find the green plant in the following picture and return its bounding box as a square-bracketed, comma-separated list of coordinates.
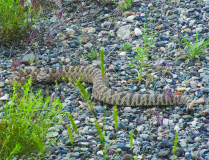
[130, 129, 134, 159]
[172, 32, 209, 62]
[127, 47, 156, 84]
[114, 0, 132, 11]
[121, 43, 132, 51]
[141, 23, 158, 47]
[0, 78, 64, 159]
[85, 48, 100, 59]
[173, 131, 178, 155]
[0, 0, 44, 43]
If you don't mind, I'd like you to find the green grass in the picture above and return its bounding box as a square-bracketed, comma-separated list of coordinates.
[85, 48, 100, 60]
[0, 78, 65, 159]
[121, 43, 132, 51]
[172, 32, 209, 62]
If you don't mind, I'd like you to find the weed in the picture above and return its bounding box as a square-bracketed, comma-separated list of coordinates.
[0, 78, 64, 159]
[126, 23, 157, 84]
[85, 48, 100, 59]
[172, 32, 209, 62]
[126, 47, 156, 84]
[141, 23, 158, 47]
[121, 43, 132, 51]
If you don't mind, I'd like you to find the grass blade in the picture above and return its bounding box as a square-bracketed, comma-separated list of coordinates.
[74, 80, 89, 103]
[32, 133, 44, 158]
[100, 49, 105, 79]
[94, 120, 103, 142]
[113, 106, 118, 131]
[66, 125, 74, 145]
[173, 131, 178, 154]
[130, 129, 133, 150]
[68, 113, 78, 133]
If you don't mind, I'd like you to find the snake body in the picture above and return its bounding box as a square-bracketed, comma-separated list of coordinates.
[9, 66, 195, 111]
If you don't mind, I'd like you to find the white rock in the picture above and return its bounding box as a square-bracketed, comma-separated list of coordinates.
[125, 15, 135, 22]
[119, 52, 126, 56]
[0, 94, 9, 100]
[134, 28, 142, 36]
[97, 150, 103, 155]
[174, 125, 180, 132]
[191, 120, 197, 127]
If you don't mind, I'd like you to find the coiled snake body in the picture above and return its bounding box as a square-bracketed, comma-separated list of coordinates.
[9, 66, 195, 111]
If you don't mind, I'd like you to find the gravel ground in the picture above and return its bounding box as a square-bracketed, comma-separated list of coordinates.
[1, 0, 209, 159]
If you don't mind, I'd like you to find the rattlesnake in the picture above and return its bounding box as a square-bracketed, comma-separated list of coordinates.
[9, 66, 195, 111]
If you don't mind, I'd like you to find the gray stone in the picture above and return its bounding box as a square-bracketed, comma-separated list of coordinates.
[140, 134, 150, 140]
[201, 88, 209, 93]
[22, 53, 35, 61]
[122, 154, 132, 160]
[157, 150, 170, 157]
[117, 25, 132, 40]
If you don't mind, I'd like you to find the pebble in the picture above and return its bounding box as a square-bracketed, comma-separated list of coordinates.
[157, 151, 170, 157]
[134, 28, 142, 36]
[200, 110, 209, 116]
[196, 98, 205, 104]
[0, 82, 4, 88]
[176, 87, 186, 91]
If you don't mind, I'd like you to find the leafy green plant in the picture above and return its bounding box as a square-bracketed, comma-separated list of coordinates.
[0, 78, 64, 159]
[121, 43, 132, 51]
[127, 47, 156, 84]
[0, 0, 44, 43]
[85, 48, 100, 59]
[172, 32, 209, 62]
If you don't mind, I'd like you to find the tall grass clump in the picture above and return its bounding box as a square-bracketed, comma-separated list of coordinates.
[0, 0, 45, 43]
[172, 32, 209, 62]
[0, 78, 64, 159]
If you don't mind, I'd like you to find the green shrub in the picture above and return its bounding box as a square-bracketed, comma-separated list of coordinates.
[0, 78, 64, 159]
[0, 0, 43, 43]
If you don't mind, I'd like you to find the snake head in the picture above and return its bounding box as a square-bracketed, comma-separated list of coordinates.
[37, 73, 50, 83]
[9, 72, 25, 85]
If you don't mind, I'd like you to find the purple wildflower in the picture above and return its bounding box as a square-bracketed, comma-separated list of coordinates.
[57, 9, 64, 22]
